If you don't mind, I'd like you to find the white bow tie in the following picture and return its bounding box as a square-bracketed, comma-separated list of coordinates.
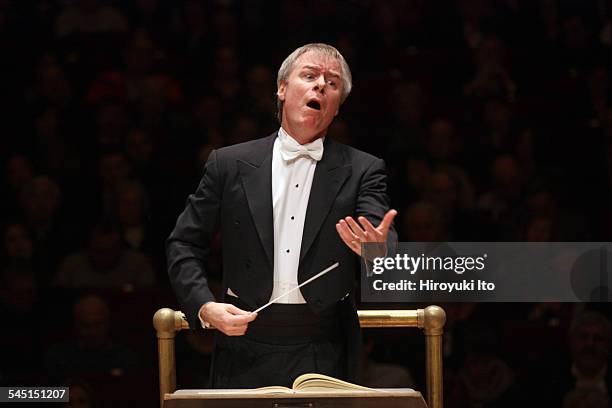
[279, 135, 324, 161]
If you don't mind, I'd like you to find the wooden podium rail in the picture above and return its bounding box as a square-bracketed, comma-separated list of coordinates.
[153, 306, 445, 408]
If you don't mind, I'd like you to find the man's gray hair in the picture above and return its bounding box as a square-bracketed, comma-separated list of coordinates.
[276, 43, 352, 122]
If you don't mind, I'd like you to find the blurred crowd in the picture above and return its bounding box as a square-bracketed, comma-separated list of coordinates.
[1, 0, 611, 407]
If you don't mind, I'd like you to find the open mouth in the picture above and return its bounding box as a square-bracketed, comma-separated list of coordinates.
[306, 100, 321, 110]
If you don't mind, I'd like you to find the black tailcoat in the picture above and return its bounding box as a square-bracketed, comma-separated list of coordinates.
[167, 132, 396, 381]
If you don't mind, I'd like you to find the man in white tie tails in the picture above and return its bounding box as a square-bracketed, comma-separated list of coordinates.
[167, 43, 397, 388]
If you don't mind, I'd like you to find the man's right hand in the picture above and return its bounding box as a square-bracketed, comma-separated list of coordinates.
[200, 302, 257, 336]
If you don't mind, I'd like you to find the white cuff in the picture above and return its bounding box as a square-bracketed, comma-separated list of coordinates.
[198, 302, 213, 329]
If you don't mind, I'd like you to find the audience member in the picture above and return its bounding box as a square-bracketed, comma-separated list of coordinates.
[447, 323, 523, 407]
[1, 154, 35, 216]
[2, 222, 34, 269]
[55, 0, 128, 38]
[476, 154, 523, 227]
[401, 201, 449, 242]
[94, 151, 131, 218]
[361, 334, 415, 389]
[0, 267, 42, 383]
[19, 176, 77, 285]
[112, 180, 164, 274]
[541, 311, 612, 406]
[54, 223, 155, 289]
[45, 294, 140, 383]
[62, 377, 95, 408]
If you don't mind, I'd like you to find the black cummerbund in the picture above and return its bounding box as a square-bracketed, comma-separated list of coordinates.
[225, 295, 341, 343]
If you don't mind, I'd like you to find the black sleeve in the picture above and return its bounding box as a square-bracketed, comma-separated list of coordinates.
[166, 149, 222, 329]
[356, 157, 398, 257]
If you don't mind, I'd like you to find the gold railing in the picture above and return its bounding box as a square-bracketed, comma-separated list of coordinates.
[153, 305, 445, 408]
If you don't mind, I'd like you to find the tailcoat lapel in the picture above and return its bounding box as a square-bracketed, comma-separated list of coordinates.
[238, 134, 276, 268]
[300, 138, 351, 264]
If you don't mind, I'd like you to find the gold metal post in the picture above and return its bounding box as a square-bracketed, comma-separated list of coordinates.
[423, 306, 446, 408]
[357, 309, 419, 327]
[153, 308, 188, 408]
[357, 306, 446, 408]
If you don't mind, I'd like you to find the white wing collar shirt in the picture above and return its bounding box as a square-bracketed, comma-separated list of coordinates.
[269, 127, 323, 303]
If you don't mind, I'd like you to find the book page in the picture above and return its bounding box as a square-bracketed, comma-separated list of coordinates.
[175, 387, 294, 395]
[249, 386, 294, 394]
[292, 373, 380, 392]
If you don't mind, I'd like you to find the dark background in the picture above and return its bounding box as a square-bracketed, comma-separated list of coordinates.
[1, 0, 611, 407]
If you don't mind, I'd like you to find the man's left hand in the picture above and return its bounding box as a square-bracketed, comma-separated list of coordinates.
[335, 209, 397, 256]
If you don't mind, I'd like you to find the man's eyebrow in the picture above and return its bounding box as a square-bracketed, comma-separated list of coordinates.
[301, 65, 341, 78]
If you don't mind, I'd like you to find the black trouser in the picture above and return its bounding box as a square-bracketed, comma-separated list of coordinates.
[211, 297, 346, 389]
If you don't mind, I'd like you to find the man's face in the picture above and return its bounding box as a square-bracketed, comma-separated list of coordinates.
[570, 323, 610, 375]
[277, 51, 343, 142]
[89, 231, 121, 271]
[74, 299, 111, 347]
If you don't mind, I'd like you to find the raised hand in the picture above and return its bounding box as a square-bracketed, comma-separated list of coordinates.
[335, 209, 397, 256]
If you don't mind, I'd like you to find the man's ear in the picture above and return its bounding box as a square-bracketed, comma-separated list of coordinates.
[277, 82, 286, 101]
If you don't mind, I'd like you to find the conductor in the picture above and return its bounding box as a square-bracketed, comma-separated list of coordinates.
[167, 43, 397, 388]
